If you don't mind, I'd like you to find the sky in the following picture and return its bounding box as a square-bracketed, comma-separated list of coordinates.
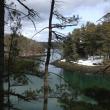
[5, 0, 110, 42]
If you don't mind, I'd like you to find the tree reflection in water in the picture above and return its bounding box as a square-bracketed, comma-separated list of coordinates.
[57, 86, 110, 110]
[56, 70, 110, 110]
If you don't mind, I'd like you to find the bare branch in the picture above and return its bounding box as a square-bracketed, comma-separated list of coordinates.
[17, 0, 39, 17]
[52, 31, 66, 41]
[31, 27, 48, 39]
[102, 64, 110, 73]
[5, 91, 30, 102]
[5, 5, 37, 30]
[53, 10, 79, 27]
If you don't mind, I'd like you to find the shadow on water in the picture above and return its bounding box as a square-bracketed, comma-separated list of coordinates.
[57, 70, 110, 110]
[9, 50, 110, 110]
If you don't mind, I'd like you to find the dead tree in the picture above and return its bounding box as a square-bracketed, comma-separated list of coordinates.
[43, 0, 55, 110]
[43, 0, 79, 110]
[4, 1, 38, 110]
[0, 1, 5, 110]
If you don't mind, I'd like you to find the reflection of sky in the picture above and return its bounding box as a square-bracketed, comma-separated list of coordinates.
[10, 51, 63, 110]
[5, 0, 110, 42]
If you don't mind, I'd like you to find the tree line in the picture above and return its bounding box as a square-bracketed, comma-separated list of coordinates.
[4, 34, 44, 57]
[63, 21, 110, 61]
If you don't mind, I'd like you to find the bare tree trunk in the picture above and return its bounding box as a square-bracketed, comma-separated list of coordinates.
[0, 1, 4, 110]
[7, 34, 15, 110]
[43, 0, 55, 110]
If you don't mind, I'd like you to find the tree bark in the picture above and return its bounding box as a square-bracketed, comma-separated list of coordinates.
[43, 0, 55, 110]
[0, 0, 5, 110]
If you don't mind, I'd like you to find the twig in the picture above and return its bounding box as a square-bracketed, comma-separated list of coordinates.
[5, 91, 30, 102]
[102, 64, 110, 73]
[5, 4, 37, 30]
[17, 0, 39, 17]
[31, 27, 48, 39]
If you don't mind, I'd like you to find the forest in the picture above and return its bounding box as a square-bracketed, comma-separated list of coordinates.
[63, 22, 110, 61]
[0, 0, 110, 110]
[4, 34, 44, 56]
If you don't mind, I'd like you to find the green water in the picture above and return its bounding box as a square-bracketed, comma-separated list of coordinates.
[10, 61, 110, 110]
[57, 70, 110, 110]
[63, 70, 110, 90]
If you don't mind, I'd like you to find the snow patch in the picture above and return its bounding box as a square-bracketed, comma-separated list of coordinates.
[60, 59, 66, 62]
[77, 59, 95, 66]
[60, 56, 103, 66]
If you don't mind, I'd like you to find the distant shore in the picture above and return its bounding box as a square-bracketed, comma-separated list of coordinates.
[52, 60, 110, 74]
[18, 54, 46, 60]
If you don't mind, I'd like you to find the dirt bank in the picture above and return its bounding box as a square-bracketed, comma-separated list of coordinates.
[52, 60, 110, 74]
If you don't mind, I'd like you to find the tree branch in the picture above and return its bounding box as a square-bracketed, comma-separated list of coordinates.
[5, 91, 31, 102]
[17, 0, 39, 17]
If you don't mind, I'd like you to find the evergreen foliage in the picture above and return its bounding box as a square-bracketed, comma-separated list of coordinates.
[63, 22, 110, 61]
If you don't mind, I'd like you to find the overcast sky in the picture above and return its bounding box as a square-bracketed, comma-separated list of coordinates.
[5, 0, 110, 42]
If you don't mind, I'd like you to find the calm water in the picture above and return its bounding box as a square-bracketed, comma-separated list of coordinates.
[10, 50, 110, 110]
